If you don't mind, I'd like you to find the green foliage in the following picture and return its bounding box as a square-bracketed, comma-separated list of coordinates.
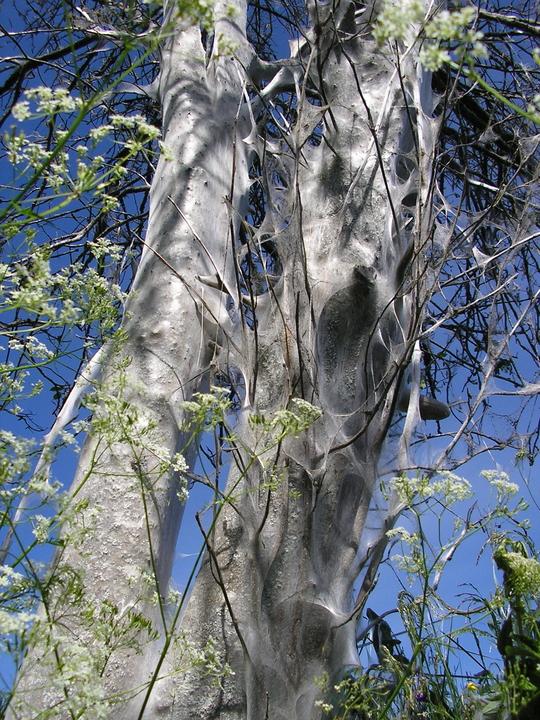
[316, 470, 539, 720]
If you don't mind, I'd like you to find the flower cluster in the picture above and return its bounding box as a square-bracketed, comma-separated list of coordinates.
[373, 0, 424, 45]
[182, 386, 233, 430]
[6, 90, 161, 227]
[83, 366, 191, 503]
[249, 398, 321, 443]
[420, 7, 486, 71]
[481, 469, 519, 500]
[391, 471, 472, 506]
[12, 87, 84, 121]
[373, 2, 486, 72]
[494, 547, 540, 599]
[2, 252, 126, 332]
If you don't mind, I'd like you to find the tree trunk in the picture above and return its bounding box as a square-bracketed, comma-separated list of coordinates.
[144, 2, 435, 718]
[11, 2, 436, 718]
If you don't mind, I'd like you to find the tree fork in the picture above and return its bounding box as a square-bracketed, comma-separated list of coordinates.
[11, 2, 439, 718]
[144, 1, 437, 718]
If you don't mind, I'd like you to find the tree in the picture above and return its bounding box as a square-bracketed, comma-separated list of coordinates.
[0, 1, 538, 718]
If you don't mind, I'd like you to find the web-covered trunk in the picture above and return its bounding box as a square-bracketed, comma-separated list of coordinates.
[10, 2, 437, 718]
[143, 2, 436, 718]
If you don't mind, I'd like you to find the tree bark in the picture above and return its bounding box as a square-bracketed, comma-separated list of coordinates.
[11, 2, 437, 718]
[144, 2, 435, 718]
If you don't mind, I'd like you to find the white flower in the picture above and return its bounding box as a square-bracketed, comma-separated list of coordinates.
[171, 452, 189, 473]
[32, 514, 52, 543]
[50, 639, 110, 718]
[386, 526, 418, 545]
[9, 335, 54, 360]
[12, 101, 31, 121]
[0, 609, 36, 634]
[26, 86, 83, 114]
[373, 0, 424, 45]
[89, 124, 113, 142]
[289, 398, 322, 426]
[431, 471, 473, 504]
[481, 469, 519, 498]
[0, 565, 25, 588]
